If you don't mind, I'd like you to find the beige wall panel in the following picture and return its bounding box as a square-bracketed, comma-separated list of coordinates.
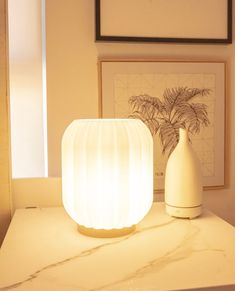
[46, 0, 98, 176]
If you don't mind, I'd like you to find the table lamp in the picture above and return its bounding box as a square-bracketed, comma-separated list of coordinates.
[62, 119, 153, 237]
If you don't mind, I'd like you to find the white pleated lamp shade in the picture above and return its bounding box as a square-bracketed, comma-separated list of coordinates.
[62, 119, 153, 234]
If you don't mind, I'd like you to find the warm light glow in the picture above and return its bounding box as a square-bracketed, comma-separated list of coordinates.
[8, 0, 47, 178]
[62, 119, 153, 233]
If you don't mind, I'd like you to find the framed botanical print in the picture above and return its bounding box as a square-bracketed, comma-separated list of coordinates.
[98, 59, 226, 193]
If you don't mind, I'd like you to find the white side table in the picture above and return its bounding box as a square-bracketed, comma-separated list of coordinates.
[0, 203, 235, 291]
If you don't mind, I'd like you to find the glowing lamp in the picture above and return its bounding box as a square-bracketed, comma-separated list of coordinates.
[62, 119, 153, 237]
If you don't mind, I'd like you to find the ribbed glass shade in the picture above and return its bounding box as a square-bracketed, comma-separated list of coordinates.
[62, 119, 153, 231]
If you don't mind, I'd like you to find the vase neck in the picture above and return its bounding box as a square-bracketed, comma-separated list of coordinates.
[179, 128, 189, 144]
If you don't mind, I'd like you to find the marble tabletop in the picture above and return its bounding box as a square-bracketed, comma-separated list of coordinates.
[0, 203, 235, 291]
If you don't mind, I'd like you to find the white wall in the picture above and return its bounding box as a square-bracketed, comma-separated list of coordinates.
[13, 1, 235, 226]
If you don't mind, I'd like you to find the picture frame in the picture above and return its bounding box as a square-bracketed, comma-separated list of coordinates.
[95, 0, 232, 44]
[98, 59, 226, 193]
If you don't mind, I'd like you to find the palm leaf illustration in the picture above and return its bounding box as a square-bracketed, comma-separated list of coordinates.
[129, 94, 164, 135]
[129, 87, 211, 156]
[159, 121, 182, 155]
[176, 103, 210, 134]
[129, 94, 164, 117]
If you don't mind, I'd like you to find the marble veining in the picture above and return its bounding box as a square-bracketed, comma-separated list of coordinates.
[90, 225, 225, 291]
[0, 204, 235, 291]
[0, 217, 176, 290]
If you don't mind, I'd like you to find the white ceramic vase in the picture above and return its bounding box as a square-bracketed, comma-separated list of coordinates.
[164, 128, 203, 218]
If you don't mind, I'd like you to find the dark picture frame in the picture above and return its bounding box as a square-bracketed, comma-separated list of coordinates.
[95, 0, 232, 44]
